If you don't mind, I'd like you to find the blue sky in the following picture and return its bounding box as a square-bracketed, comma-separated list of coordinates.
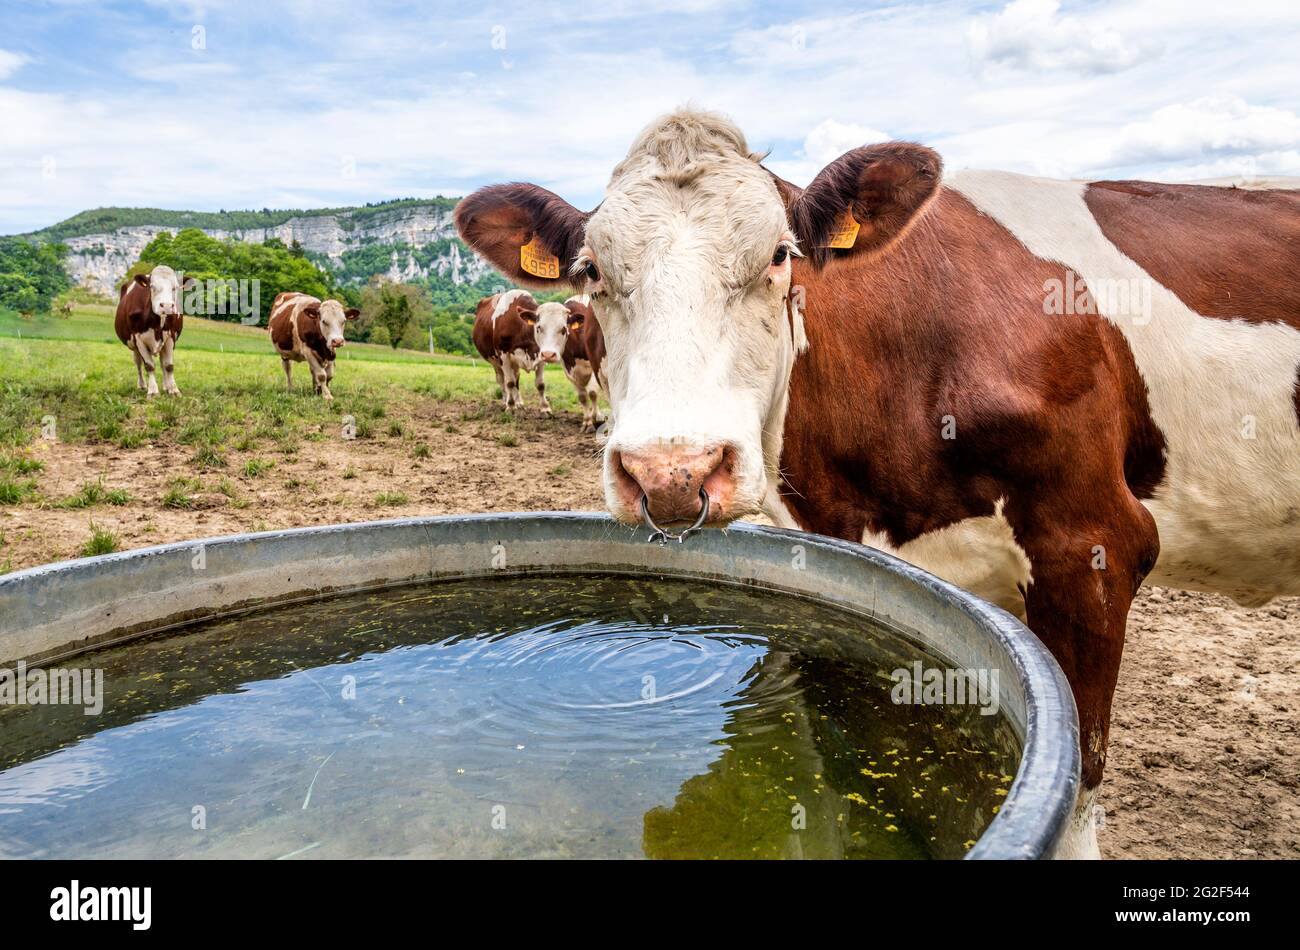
[1, 0, 1297, 233]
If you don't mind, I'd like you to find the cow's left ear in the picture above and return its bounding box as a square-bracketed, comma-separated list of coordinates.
[455, 184, 590, 291]
[787, 142, 942, 268]
[181, 275, 201, 291]
[344, 308, 360, 320]
[567, 313, 585, 332]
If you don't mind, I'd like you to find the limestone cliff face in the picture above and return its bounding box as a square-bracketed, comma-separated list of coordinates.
[58, 204, 491, 295]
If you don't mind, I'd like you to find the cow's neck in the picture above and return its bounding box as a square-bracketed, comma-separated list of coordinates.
[777, 188, 1020, 545]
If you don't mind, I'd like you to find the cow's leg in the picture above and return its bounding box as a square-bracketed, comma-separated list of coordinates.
[490, 360, 507, 407]
[134, 334, 159, 397]
[305, 352, 332, 401]
[160, 332, 180, 396]
[573, 382, 594, 431]
[500, 358, 521, 411]
[535, 363, 551, 415]
[568, 366, 596, 432]
[132, 345, 145, 391]
[1007, 489, 1159, 859]
[587, 377, 606, 428]
[282, 358, 294, 392]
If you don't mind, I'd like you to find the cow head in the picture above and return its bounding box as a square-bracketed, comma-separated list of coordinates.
[457, 108, 941, 527]
[134, 265, 199, 325]
[309, 300, 360, 351]
[532, 299, 587, 364]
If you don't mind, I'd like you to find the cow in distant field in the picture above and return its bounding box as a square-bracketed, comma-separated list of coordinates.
[115, 265, 196, 396]
[456, 107, 1300, 858]
[532, 294, 607, 432]
[268, 291, 359, 400]
[472, 289, 549, 412]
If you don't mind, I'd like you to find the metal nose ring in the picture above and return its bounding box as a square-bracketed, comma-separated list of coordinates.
[640, 489, 710, 545]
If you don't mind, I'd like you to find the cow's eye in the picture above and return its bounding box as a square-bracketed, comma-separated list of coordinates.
[583, 261, 599, 282]
[771, 245, 790, 266]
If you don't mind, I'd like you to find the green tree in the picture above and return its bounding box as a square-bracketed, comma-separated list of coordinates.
[359, 280, 432, 348]
[0, 238, 71, 313]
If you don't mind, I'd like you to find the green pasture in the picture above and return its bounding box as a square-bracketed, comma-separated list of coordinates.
[0, 305, 584, 461]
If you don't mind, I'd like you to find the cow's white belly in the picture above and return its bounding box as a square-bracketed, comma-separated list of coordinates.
[861, 500, 1032, 620]
[950, 171, 1300, 605]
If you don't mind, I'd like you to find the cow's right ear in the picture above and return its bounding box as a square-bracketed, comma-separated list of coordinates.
[788, 142, 942, 269]
[133, 273, 151, 287]
[302, 305, 321, 320]
[455, 184, 590, 291]
[519, 308, 539, 326]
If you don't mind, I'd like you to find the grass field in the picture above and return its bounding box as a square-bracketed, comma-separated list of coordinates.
[0, 304, 585, 456]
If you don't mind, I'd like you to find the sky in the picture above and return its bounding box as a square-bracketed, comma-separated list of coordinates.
[1, 0, 1298, 234]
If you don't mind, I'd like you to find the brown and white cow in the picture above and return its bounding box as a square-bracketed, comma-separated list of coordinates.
[114, 264, 196, 397]
[532, 295, 607, 432]
[456, 108, 1300, 858]
[268, 291, 359, 400]
[472, 289, 550, 412]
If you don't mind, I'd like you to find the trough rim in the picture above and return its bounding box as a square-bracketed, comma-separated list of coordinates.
[0, 511, 1080, 861]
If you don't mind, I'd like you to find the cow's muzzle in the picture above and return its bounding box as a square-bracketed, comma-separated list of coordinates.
[613, 444, 735, 527]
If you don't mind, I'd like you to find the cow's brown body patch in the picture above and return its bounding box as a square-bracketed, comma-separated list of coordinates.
[780, 188, 1166, 547]
[778, 188, 1167, 788]
[1084, 181, 1300, 330]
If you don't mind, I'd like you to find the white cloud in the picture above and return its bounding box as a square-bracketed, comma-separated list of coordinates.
[967, 0, 1153, 75]
[0, 50, 29, 80]
[802, 119, 891, 167]
[1106, 96, 1300, 167]
[2, 1, 1299, 231]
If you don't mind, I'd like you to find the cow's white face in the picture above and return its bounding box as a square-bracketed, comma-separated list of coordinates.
[533, 302, 572, 364]
[317, 300, 358, 351]
[581, 149, 799, 525]
[455, 108, 940, 529]
[147, 265, 183, 320]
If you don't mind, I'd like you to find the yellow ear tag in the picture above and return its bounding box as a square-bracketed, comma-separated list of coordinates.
[823, 212, 860, 249]
[520, 237, 561, 279]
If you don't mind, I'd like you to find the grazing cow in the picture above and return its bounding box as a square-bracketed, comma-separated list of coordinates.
[532, 295, 607, 432]
[268, 291, 359, 400]
[472, 289, 549, 412]
[456, 108, 1300, 858]
[114, 265, 196, 397]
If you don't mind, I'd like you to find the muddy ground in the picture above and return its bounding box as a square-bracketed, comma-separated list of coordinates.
[2, 396, 1295, 860]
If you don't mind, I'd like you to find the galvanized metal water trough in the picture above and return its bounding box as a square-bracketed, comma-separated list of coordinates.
[0, 512, 1080, 859]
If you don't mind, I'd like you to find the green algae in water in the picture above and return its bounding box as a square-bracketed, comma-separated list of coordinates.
[0, 574, 1019, 859]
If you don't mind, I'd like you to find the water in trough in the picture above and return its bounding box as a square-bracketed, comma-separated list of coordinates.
[0, 574, 1019, 859]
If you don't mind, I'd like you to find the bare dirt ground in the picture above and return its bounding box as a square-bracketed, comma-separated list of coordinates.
[2, 396, 1296, 860]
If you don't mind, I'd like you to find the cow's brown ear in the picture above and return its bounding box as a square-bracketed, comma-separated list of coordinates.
[519, 308, 539, 325]
[345, 308, 360, 320]
[455, 183, 590, 291]
[133, 273, 151, 287]
[302, 305, 321, 320]
[181, 275, 201, 291]
[567, 313, 585, 332]
[790, 142, 942, 268]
